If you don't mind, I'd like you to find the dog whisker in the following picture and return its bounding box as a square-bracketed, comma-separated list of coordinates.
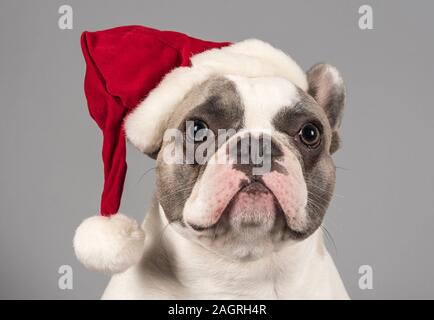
[320, 224, 338, 257]
[138, 167, 157, 183]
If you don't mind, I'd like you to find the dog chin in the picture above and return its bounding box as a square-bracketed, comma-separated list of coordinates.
[225, 182, 278, 232]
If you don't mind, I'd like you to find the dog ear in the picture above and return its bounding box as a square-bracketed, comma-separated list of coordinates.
[306, 63, 345, 153]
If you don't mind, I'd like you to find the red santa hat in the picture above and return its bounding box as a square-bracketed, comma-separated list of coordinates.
[73, 25, 307, 274]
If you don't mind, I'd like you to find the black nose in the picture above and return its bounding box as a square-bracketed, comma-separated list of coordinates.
[229, 133, 282, 166]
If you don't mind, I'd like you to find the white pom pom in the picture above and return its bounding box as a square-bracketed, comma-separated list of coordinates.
[73, 214, 145, 274]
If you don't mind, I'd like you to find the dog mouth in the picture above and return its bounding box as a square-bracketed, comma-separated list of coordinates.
[188, 180, 285, 232]
[238, 180, 271, 194]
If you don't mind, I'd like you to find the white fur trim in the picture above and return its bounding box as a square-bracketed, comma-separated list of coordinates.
[192, 39, 307, 90]
[125, 39, 307, 154]
[73, 214, 145, 274]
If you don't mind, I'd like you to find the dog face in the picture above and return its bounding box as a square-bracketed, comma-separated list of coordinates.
[154, 64, 345, 260]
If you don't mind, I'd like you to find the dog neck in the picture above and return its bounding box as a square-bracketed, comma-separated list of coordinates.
[140, 195, 338, 299]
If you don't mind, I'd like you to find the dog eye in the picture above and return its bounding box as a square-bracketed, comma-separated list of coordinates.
[187, 120, 209, 142]
[299, 123, 321, 148]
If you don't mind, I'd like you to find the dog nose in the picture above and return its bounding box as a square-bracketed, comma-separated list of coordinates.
[229, 133, 282, 166]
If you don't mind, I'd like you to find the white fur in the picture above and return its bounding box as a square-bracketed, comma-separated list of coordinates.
[73, 214, 145, 274]
[227, 75, 300, 130]
[101, 200, 349, 299]
[124, 39, 308, 154]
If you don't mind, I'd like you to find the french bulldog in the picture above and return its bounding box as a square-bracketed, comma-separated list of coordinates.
[101, 63, 349, 299]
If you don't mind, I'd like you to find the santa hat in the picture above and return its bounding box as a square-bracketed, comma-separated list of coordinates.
[73, 25, 307, 274]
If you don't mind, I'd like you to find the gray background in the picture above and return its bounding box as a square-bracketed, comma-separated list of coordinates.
[0, 0, 433, 299]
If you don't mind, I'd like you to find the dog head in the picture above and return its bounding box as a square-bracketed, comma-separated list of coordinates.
[129, 63, 345, 260]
